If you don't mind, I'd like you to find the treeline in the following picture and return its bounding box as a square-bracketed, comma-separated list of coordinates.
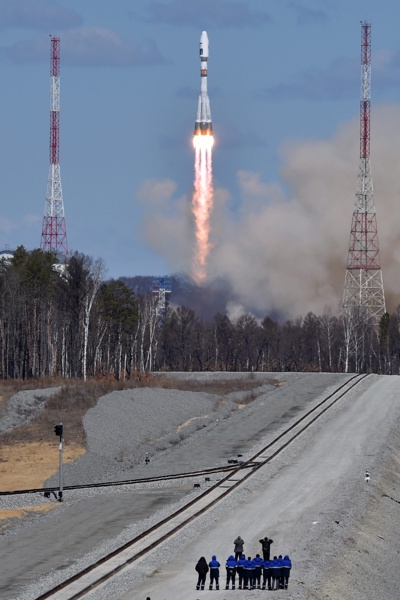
[0, 247, 398, 379]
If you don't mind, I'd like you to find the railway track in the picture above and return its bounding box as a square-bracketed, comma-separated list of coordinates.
[34, 372, 369, 600]
[0, 464, 241, 497]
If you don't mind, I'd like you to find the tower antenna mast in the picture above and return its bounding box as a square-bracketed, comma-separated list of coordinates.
[40, 36, 68, 255]
[342, 22, 385, 323]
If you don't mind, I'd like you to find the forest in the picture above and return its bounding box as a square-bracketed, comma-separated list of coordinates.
[0, 247, 397, 379]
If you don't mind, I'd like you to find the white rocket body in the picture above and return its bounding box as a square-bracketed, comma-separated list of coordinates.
[194, 31, 213, 135]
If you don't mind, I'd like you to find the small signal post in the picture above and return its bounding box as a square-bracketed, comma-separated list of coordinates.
[54, 422, 63, 502]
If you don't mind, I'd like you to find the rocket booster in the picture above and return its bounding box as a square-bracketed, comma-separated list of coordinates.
[194, 31, 213, 136]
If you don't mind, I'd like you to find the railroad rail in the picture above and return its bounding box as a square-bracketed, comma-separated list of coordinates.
[34, 373, 369, 600]
[0, 464, 241, 497]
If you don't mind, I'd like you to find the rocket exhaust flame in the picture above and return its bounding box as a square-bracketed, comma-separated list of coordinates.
[192, 31, 214, 283]
[193, 133, 214, 283]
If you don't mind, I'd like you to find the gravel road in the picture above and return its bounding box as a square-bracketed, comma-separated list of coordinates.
[0, 372, 398, 600]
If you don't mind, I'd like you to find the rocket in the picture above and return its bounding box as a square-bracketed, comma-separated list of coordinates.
[194, 31, 213, 136]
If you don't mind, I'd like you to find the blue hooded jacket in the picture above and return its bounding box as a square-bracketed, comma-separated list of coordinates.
[209, 555, 220, 569]
[236, 555, 246, 569]
[226, 555, 237, 569]
[244, 557, 255, 570]
[281, 555, 292, 570]
[253, 555, 264, 570]
[270, 556, 282, 575]
[262, 559, 272, 571]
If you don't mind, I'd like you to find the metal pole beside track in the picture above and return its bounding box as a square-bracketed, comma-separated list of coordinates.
[58, 426, 63, 502]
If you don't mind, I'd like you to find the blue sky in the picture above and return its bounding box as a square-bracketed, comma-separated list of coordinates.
[1, 0, 400, 316]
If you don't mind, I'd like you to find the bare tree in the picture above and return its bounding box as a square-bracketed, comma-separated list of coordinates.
[60, 253, 105, 380]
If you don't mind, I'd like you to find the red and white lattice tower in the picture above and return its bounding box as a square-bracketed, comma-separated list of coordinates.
[342, 22, 385, 323]
[40, 36, 68, 255]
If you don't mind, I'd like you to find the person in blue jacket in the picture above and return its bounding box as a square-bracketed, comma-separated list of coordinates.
[225, 555, 237, 590]
[281, 554, 292, 589]
[270, 556, 282, 590]
[208, 555, 221, 590]
[243, 556, 255, 590]
[252, 553, 264, 589]
[278, 555, 285, 589]
[236, 554, 246, 590]
[262, 558, 272, 590]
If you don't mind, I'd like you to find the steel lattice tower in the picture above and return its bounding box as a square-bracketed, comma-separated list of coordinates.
[40, 36, 68, 255]
[342, 22, 385, 323]
[152, 276, 172, 324]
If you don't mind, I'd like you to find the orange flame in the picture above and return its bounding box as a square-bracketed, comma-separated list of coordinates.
[192, 133, 214, 283]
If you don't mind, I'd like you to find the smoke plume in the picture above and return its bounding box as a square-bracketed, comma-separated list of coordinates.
[138, 104, 400, 319]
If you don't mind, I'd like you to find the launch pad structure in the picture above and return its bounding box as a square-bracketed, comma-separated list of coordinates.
[342, 22, 386, 325]
[152, 275, 172, 323]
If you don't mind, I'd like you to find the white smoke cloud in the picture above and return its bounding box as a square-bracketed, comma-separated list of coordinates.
[139, 104, 400, 318]
[137, 179, 194, 273]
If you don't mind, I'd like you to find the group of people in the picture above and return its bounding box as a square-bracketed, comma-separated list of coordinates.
[195, 535, 292, 591]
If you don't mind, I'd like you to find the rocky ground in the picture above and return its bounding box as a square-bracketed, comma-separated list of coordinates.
[318, 411, 400, 600]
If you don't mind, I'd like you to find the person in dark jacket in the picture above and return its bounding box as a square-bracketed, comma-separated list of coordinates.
[253, 554, 264, 589]
[195, 556, 209, 590]
[225, 555, 237, 589]
[233, 536, 244, 561]
[281, 555, 292, 589]
[262, 558, 272, 590]
[270, 556, 282, 590]
[236, 554, 246, 589]
[259, 536, 274, 560]
[208, 555, 221, 590]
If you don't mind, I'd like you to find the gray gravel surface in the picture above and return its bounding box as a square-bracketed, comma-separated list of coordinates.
[0, 372, 398, 600]
[0, 388, 61, 433]
[44, 373, 293, 486]
[48, 386, 235, 486]
[45, 372, 344, 486]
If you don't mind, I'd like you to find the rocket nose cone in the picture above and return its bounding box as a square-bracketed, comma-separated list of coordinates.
[199, 31, 209, 58]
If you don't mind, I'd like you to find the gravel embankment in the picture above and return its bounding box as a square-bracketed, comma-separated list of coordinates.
[45, 372, 287, 486]
[0, 388, 61, 433]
